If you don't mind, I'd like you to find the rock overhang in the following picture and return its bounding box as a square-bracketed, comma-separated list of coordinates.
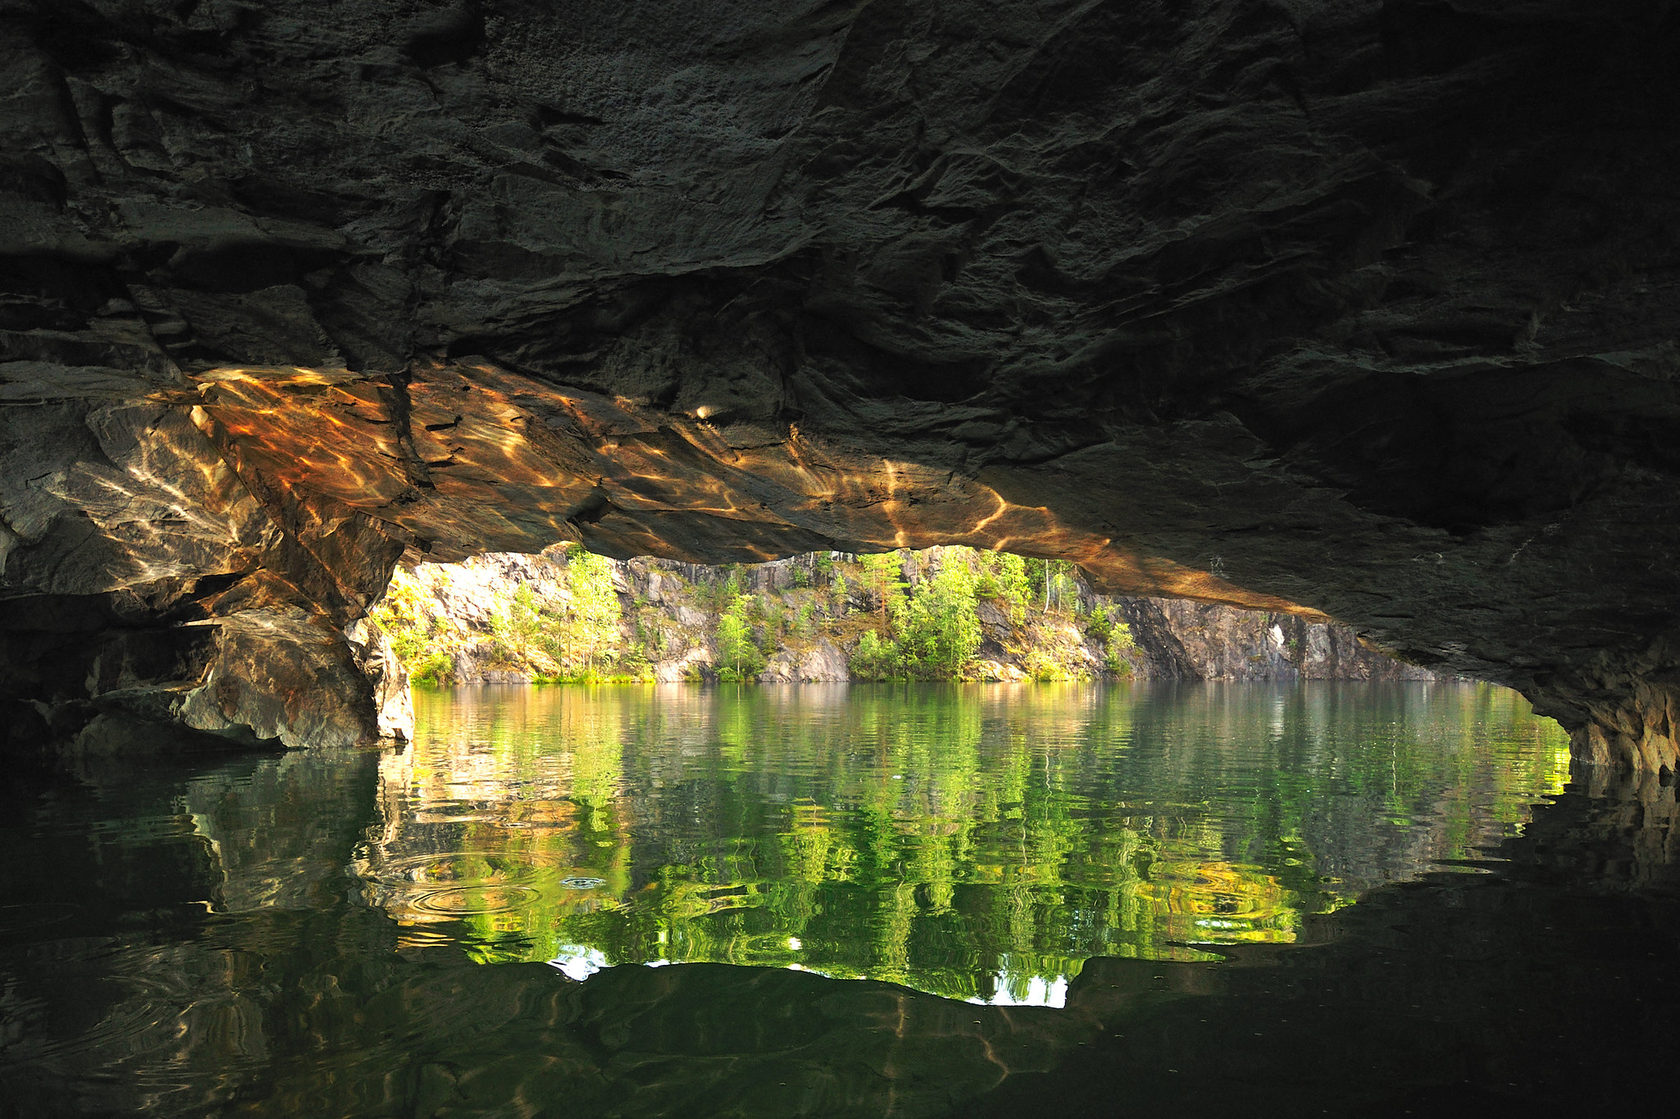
[2, 0, 1678, 769]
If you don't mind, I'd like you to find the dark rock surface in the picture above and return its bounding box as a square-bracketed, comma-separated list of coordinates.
[1, 1, 1678, 766]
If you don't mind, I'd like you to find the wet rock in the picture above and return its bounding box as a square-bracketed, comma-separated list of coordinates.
[346, 614, 414, 744]
[177, 607, 383, 750]
[971, 659, 1029, 683]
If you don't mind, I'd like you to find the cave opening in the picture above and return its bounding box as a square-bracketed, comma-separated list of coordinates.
[348, 540, 1577, 1002]
[5, 0, 1680, 1111]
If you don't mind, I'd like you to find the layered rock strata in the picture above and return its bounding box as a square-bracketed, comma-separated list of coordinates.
[2, 1, 1678, 769]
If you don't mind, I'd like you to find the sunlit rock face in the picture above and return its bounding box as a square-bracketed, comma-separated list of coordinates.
[2, 1, 1678, 768]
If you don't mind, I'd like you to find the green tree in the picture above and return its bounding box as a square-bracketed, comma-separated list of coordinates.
[371, 566, 457, 684]
[716, 594, 765, 681]
[490, 582, 543, 663]
[1023, 556, 1079, 614]
[849, 628, 901, 680]
[561, 546, 621, 677]
[1048, 563, 1079, 615]
[976, 551, 1030, 624]
[896, 557, 981, 678]
[858, 551, 908, 632]
[1087, 606, 1136, 675]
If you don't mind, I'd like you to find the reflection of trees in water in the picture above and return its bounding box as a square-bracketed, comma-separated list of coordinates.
[1119, 682, 1571, 897]
[360, 682, 1567, 999]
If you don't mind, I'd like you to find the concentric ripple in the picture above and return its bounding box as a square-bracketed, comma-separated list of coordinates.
[1, 969, 186, 1065]
[356, 851, 596, 921]
[379, 851, 548, 887]
[410, 885, 541, 917]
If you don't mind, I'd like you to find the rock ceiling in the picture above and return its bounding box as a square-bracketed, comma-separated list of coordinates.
[2, 1, 1678, 768]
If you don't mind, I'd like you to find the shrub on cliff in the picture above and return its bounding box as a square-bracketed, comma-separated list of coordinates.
[896, 559, 982, 678]
[850, 628, 901, 680]
[715, 595, 766, 681]
[371, 568, 460, 685]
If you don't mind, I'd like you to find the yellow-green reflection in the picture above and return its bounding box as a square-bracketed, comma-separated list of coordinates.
[355, 682, 1568, 1003]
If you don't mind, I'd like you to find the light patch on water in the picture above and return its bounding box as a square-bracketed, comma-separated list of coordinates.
[549, 945, 610, 981]
[969, 973, 1069, 1009]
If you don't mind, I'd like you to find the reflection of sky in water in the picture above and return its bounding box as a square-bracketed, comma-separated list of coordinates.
[554, 939, 1077, 1007]
[548, 945, 609, 981]
[355, 682, 1568, 1004]
[972, 973, 1070, 1010]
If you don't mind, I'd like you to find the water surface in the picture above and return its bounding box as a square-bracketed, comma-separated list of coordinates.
[15, 681, 1670, 1118]
[362, 683, 1567, 1003]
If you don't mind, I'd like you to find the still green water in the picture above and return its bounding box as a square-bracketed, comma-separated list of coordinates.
[364, 683, 1567, 1002]
[0, 681, 1581, 1116]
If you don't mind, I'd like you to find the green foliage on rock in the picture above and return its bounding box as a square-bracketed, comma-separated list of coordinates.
[715, 594, 766, 682]
[558, 545, 622, 678]
[849, 628, 900, 680]
[896, 557, 982, 678]
[1024, 557, 1080, 615]
[489, 582, 543, 664]
[377, 543, 1139, 688]
[1086, 606, 1137, 677]
[975, 551, 1031, 625]
[858, 552, 908, 628]
[371, 568, 459, 686]
[410, 648, 456, 686]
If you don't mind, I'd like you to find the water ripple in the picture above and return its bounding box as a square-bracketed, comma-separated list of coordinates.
[411, 884, 541, 917]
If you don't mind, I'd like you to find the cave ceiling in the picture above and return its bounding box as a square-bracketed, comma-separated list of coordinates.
[2, 0, 1679, 764]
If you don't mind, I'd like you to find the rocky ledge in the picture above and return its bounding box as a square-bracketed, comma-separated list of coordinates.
[1, 2, 1678, 771]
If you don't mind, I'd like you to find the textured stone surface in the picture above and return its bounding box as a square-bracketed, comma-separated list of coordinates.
[1, 1, 1678, 766]
[1119, 596, 1437, 683]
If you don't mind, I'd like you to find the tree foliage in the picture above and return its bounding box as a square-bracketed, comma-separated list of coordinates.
[715, 594, 766, 682]
[896, 557, 981, 678]
[850, 628, 900, 680]
[848, 551, 982, 679]
[976, 551, 1031, 624]
[858, 551, 908, 630]
[490, 582, 543, 663]
[371, 567, 457, 685]
[560, 546, 621, 677]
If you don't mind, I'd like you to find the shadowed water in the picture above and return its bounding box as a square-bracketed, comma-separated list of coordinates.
[4, 682, 1674, 1117]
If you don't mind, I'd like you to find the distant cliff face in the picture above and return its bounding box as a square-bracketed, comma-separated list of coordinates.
[1, 2, 1677, 767]
[1118, 597, 1435, 686]
[371, 546, 1434, 693]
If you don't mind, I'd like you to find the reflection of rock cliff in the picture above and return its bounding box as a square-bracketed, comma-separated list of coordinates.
[377, 545, 1433, 687]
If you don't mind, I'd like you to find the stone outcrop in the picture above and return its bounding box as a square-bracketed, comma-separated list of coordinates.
[1119, 597, 1435, 684]
[1, 1, 1678, 768]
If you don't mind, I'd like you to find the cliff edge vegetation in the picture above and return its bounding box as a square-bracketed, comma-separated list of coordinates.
[370, 546, 1433, 688]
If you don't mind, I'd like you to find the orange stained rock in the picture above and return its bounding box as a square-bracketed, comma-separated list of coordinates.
[183, 360, 1324, 619]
